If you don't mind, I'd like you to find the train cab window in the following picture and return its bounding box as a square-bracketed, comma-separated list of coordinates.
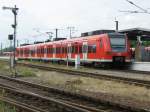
[88, 45, 96, 53]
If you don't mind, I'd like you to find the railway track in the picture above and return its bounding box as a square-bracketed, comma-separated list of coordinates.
[1, 58, 150, 75]
[0, 75, 148, 112]
[0, 84, 91, 112]
[18, 62, 150, 88]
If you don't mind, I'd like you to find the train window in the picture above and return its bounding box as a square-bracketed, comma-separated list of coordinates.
[79, 45, 82, 53]
[39, 48, 41, 54]
[88, 45, 92, 53]
[92, 45, 96, 53]
[56, 47, 58, 54]
[100, 40, 103, 48]
[47, 48, 49, 54]
[72, 46, 74, 53]
[70, 47, 72, 53]
[49, 48, 51, 54]
[44, 48, 47, 54]
[62, 47, 64, 54]
[58, 47, 61, 54]
[43, 48, 44, 54]
[41, 48, 43, 54]
[65, 47, 67, 53]
[25, 49, 29, 54]
[56, 47, 61, 54]
[75, 46, 78, 53]
[50, 48, 52, 54]
[88, 45, 96, 53]
[38, 48, 40, 54]
[83, 45, 88, 53]
[27, 50, 29, 54]
[67, 47, 69, 53]
[67, 46, 72, 53]
[48, 48, 50, 54]
[40, 48, 42, 54]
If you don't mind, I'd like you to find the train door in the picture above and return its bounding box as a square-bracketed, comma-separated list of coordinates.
[83, 42, 88, 60]
[68, 43, 71, 59]
[44, 45, 47, 59]
[79, 43, 83, 59]
[35, 46, 37, 58]
[22, 48, 24, 58]
[53, 44, 56, 59]
[29, 47, 31, 58]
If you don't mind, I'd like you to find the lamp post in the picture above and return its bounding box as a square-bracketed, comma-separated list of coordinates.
[2, 5, 19, 76]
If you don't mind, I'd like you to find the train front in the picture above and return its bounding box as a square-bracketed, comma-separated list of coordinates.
[105, 33, 131, 64]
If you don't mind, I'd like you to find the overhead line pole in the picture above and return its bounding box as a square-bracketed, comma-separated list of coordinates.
[2, 5, 19, 77]
[0, 43, 2, 55]
[55, 28, 58, 39]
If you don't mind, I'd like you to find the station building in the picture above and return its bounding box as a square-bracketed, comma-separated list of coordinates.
[120, 28, 150, 62]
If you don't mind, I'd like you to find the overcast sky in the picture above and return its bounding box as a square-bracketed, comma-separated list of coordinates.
[0, 0, 150, 47]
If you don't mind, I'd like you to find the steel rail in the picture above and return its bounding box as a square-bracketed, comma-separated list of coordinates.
[1, 59, 150, 76]
[0, 84, 95, 112]
[0, 97, 44, 112]
[19, 63, 150, 88]
[0, 75, 149, 112]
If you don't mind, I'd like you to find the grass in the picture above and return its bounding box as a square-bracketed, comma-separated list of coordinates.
[34, 70, 150, 103]
[0, 60, 150, 104]
[0, 101, 16, 112]
[0, 61, 11, 75]
[0, 60, 37, 77]
[16, 66, 37, 77]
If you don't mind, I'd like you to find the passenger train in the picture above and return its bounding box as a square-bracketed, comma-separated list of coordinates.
[16, 31, 131, 66]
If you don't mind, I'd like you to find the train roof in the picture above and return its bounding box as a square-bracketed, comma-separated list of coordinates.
[17, 32, 124, 48]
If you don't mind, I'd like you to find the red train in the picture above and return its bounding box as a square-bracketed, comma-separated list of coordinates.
[16, 32, 131, 65]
